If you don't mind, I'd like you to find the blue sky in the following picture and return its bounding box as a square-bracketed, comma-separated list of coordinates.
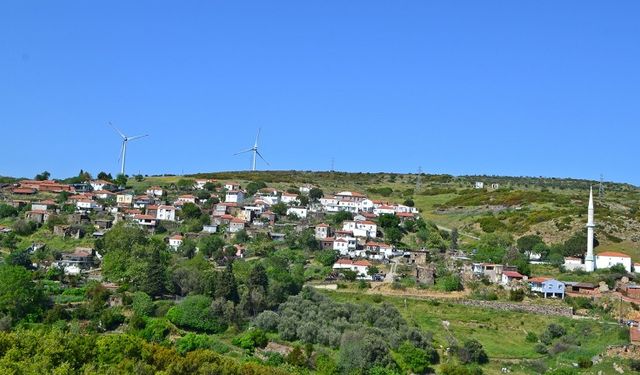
[1, 1, 639, 184]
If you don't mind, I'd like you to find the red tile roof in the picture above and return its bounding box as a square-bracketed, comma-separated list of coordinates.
[503, 271, 524, 278]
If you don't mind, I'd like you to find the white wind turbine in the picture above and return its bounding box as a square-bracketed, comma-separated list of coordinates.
[109, 122, 149, 175]
[233, 128, 269, 171]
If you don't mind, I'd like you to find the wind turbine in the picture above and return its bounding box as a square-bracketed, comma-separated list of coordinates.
[109, 122, 149, 176]
[234, 128, 269, 171]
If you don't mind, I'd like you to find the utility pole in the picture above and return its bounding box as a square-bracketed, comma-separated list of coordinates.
[416, 166, 423, 193]
[599, 174, 605, 199]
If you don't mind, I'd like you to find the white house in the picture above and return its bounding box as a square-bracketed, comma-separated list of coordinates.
[373, 205, 396, 216]
[76, 199, 101, 211]
[116, 194, 134, 205]
[281, 192, 299, 205]
[168, 234, 183, 250]
[146, 186, 164, 197]
[299, 184, 315, 194]
[287, 207, 308, 219]
[332, 259, 372, 280]
[365, 241, 396, 259]
[94, 190, 116, 200]
[176, 195, 197, 204]
[133, 214, 157, 228]
[475, 182, 485, 189]
[394, 204, 419, 214]
[315, 223, 330, 239]
[224, 182, 241, 191]
[194, 179, 216, 190]
[333, 238, 350, 255]
[501, 271, 524, 286]
[90, 179, 116, 192]
[156, 205, 177, 221]
[225, 190, 245, 203]
[342, 220, 377, 238]
[596, 252, 632, 272]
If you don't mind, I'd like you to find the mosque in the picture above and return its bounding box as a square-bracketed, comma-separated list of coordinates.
[563, 187, 633, 273]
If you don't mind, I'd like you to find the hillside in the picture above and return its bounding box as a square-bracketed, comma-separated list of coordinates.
[132, 171, 640, 260]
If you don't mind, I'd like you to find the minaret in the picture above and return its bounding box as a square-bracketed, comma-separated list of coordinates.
[585, 186, 596, 272]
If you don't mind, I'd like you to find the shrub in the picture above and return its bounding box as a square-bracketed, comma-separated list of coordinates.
[630, 359, 640, 372]
[534, 343, 547, 355]
[132, 292, 154, 317]
[166, 295, 226, 333]
[232, 328, 268, 352]
[176, 333, 230, 354]
[440, 364, 484, 375]
[140, 318, 171, 343]
[577, 357, 592, 368]
[253, 310, 279, 332]
[437, 275, 463, 292]
[509, 289, 525, 302]
[98, 308, 125, 331]
[525, 332, 538, 343]
[545, 324, 566, 339]
[457, 339, 488, 364]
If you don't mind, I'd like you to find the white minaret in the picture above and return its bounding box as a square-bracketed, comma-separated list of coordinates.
[585, 186, 596, 272]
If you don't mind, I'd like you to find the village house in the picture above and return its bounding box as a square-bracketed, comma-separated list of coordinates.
[53, 225, 83, 239]
[76, 199, 102, 212]
[332, 258, 372, 280]
[116, 193, 134, 206]
[90, 179, 117, 192]
[156, 205, 177, 221]
[260, 211, 276, 224]
[224, 182, 241, 191]
[333, 238, 349, 255]
[228, 218, 246, 233]
[146, 186, 164, 197]
[202, 224, 218, 233]
[315, 223, 331, 239]
[168, 234, 183, 250]
[564, 282, 597, 295]
[596, 251, 632, 272]
[225, 190, 245, 203]
[20, 179, 74, 193]
[501, 270, 525, 286]
[342, 220, 377, 238]
[472, 263, 518, 284]
[26, 210, 51, 224]
[31, 200, 57, 212]
[281, 192, 299, 205]
[54, 247, 96, 275]
[529, 277, 565, 299]
[373, 205, 396, 216]
[320, 237, 335, 250]
[133, 214, 157, 229]
[194, 179, 216, 190]
[94, 190, 116, 200]
[176, 194, 197, 205]
[286, 207, 308, 219]
[364, 241, 396, 259]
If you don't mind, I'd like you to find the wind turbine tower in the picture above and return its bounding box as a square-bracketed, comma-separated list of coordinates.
[234, 128, 269, 171]
[109, 122, 149, 176]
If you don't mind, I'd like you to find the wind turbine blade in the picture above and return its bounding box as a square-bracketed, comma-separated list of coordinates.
[256, 150, 270, 166]
[233, 148, 254, 156]
[109, 122, 126, 139]
[255, 128, 261, 146]
[128, 134, 149, 141]
[118, 141, 125, 163]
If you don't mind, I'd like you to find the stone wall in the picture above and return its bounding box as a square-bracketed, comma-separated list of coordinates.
[452, 299, 573, 317]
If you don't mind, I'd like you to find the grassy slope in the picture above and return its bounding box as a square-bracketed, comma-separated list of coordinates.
[322, 290, 627, 375]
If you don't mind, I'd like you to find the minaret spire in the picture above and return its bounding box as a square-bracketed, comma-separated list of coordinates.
[585, 186, 596, 272]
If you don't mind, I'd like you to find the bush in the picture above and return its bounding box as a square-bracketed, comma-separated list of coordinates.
[166, 295, 226, 333]
[253, 310, 279, 332]
[509, 289, 525, 302]
[98, 308, 125, 331]
[437, 275, 463, 292]
[630, 359, 640, 372]
[440, 364, 484, 375]
[232, 328, 268, 352]
[176, 333, 230, 354]
[457, 339, 488, 364]
[140, 318, 171, 343]
[545, 323, 566, 339]
[132, 292, 154, 317]
[534, 343, 548, 354]
[525, 332, 538, 343]
[577, 357, 592, 368]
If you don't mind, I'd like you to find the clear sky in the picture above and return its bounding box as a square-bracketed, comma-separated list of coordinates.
[1, 1, 639, 184]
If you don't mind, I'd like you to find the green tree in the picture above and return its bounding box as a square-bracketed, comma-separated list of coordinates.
[215, 264, 239, 303]
[458, 339, 488, 364]
[451, 228, 459, 250]
[0, 265, 45, 320]
[180, 203, 202, 220]
[378, 214, 400, 229]
[308, 187, 324, 202]
[316, 249, 339, 267]
[34, 171, 50, 181]
[563, 231, 598, 257]
[166, 295, 226, 333]
[246, 181, 267, 196]
[516, 235, 544, 254]
[403, 198, 415, 207]
[132, 291, 154, 317]
[398, 341, 432, 374]
[114, 174, 128, 187]
[385, 227, 403, 244]
[271, 202, 288, 216]
[332, 211, 353, 225]
[0, 204, 18, 219]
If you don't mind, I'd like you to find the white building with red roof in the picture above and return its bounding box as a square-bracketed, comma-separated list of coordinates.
[596, 251, 632, 272]
[168, 234, 183, 250]
[332, 258, 373, 280]
[342, 220, 377, 238]
[157, 205, 177, 221]
[501, 270, 524, 286]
